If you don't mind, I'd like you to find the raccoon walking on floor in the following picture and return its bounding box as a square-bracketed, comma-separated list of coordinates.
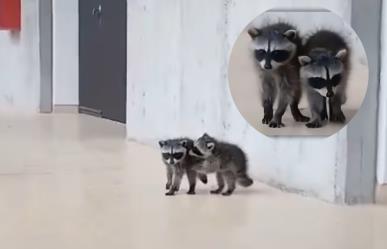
[298, 30, 350, 128]
[159, 138, 208, 196]
[248, 22, 309, 128]
[189, 133, 253, 196]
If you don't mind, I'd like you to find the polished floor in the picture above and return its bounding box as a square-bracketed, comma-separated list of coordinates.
[0, 113, 386, 249]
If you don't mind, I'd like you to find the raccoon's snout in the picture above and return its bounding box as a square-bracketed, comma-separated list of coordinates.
[326, 85, 334, 98]
[263, 60, 272, 70]
[326, 90, 334, 98]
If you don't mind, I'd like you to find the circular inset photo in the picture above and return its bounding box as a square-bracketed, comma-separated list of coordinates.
[228, 9, 369, 136]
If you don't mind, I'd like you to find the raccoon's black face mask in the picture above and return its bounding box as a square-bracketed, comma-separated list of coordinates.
[308, 74, 342, 98]
[299, 50, 347, 98]
[161, 152, 184, 160]
[191, 146, 204, 157]
[254, 49, 291, 63]
[159, 140, 187, 165]
[249, 28, 297, 70]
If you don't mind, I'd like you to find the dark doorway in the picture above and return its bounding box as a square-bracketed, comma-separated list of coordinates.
[79, 0, 127, 123]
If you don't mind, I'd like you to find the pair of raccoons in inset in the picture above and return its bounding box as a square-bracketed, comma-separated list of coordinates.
[158, 133, 253, 196]
[248, 22, 350, 128]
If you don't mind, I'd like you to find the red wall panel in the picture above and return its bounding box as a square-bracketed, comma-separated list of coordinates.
[0, 0, 21, 30]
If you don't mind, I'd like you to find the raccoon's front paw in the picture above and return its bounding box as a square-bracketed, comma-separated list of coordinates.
[269, 120, 284, 128]
[262, 114, 272, 124]
[222, 190, 234, 196]
[165, 191, 175, 196]
[330, 111, 346, 123]
[165, 186, 178, 195]
[294, 115, 310, 122]
[306, 120, 322, 128]
[187, 190, 196, 195]
[165, 182, 171, 190]
[210, 188, 223, 194]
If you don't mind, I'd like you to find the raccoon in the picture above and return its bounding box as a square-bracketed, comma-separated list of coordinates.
[159, 138, 208, 196]
[298, 30, 350, 128]
[248, 22, 309, 128]
[189, 133, 253, 196]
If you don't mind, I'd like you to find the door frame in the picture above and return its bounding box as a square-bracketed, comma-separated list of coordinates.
[377, 1, 387, 185]
[40, 0, 127, 121]
[78, 0, 127, 123]
[346, 0, 382, 203]
[39, 0, 53, 113]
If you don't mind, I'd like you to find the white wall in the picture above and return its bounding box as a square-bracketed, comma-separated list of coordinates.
[0, 0, 40, 112]
[127, 0, 353, 202]
[377, 1, 387, 184]
[53, 0, 79, 105]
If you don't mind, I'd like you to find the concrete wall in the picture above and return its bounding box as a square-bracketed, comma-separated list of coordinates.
[0, 0, 40, 112]
[378, 1, 387, 184]
[126, 0, 353, 202]
[53, 0, 78, 105]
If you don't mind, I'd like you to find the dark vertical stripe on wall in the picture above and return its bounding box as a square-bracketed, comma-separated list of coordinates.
[39, 0, 53, 113]
[346, 0, 382, 204]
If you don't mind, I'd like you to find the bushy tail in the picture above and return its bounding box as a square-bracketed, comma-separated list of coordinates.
[198, 173, 208, 184]
[237, 173, 253, 187]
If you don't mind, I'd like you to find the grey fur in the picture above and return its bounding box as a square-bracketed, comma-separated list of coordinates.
[299, 30, 350, 128]
[189, 133, 253, 196]
[248, 22, 309, 128]
[159, 138, 207, 196]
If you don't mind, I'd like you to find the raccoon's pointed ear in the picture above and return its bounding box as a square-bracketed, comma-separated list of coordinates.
[206, 142, 215, 151]
[298, 56, 311, 66]
[248, 28, 261, 39]
[180, 139, 188, 147]
[158, 140, 165, 147]
[283, 29, 297, 40]
[335, 49, 347, 60]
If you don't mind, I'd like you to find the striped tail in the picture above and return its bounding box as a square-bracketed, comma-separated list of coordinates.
[237, 173, 253, 187]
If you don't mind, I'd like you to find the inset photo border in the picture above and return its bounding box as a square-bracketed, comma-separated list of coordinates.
[228, 9, 369, 136]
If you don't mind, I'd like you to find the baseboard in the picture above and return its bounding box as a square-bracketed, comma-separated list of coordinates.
[53, 105, 78, 113]
[376, 185, 387, 205]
